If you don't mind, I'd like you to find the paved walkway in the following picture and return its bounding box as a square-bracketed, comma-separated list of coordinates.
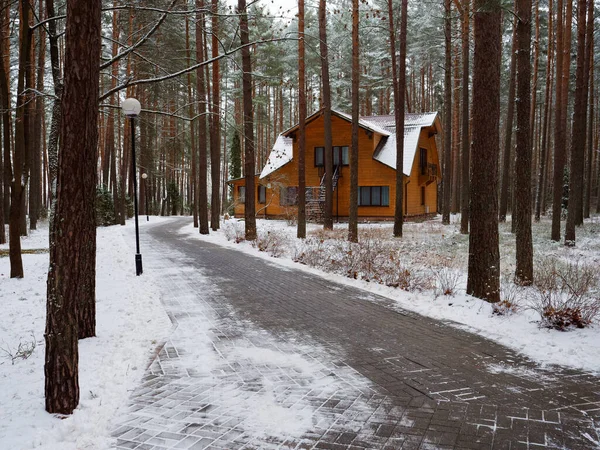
[113, 218, 600, 450]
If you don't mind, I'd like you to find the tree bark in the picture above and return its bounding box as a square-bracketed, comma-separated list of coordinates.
[459, 0, 470, 235]
[45, 0, 101, 414]
[499, 14, 518, 223]
[467, 0, 501, 303]
[238, 0, 256, 240]
[564, 0, 588, 245]
[320, 0, 333, 230]
[210, 0, 220, 231]
[514, 0, 533, 284]
[297, 0, 306, 238]
[348, 0, 359, 243]
[196, 0, 209, 234]
[442, 0, 452, 225]
[583, 0, 594, 219]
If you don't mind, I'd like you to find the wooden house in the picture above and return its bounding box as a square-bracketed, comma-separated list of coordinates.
[228, 109, 442, 221]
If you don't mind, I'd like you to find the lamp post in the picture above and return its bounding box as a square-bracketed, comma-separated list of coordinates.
[122, 97, 143, 276]
[141, 172, 149, 221]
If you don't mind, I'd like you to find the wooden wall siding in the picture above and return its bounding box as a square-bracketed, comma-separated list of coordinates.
[230, 115, 440, 219]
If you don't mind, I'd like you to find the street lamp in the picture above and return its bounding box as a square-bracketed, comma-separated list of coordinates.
[141, 172, 149, 221]
[122, 97, 143, 276]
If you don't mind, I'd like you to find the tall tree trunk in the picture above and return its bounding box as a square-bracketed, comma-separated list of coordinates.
[564, 0, 588, 245]
[459, 0, 471, 235]
[514, 0, 533, 284]
[186, 15, 198, 228]
[348, 0, 359, 243]
[583, 0, 594, 219]
[535, 0, 553, 221]
[442, 0, 452, 225]
[210, 0, 220, 231]
[551, 0, 570, 241]
[499, 14, 518, 223]
[467, 0, 501, 303]
[9, 0, 32, 278]
[451, 43, 461, 213]
[0, 1, 9, 228]
[238, 0, 256, 240]
[297, 0, 306, 238]
[45, 0, 101, 414]
[196, 0, 209, 234]
[320, 0, 334, 230]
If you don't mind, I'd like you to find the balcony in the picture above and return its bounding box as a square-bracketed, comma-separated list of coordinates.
[418, 163, 438, 186]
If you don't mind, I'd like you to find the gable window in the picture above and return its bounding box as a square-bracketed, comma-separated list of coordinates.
[238, 186, 246, 202]
[419, 148, 428, 175]
[314, 146, 349, 167]
[258, 185, 266, 204]
[421, 186, 426, 206]
[358, 186, 390, 206]
[280, 186, 298, 206]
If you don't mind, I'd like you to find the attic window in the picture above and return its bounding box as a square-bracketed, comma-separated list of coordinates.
[314, 146, 349, 167]
[419, 148, 427, 175]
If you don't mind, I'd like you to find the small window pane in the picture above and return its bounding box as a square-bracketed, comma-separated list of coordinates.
[315, 147, 324, 167]
[258, 185, 266, 204]
[239, 186, 246, 201]
[333, 147, 340, 166]
[382, 186, 390, 206]
[372, 186, 381, 205]
[360, 187, 371, 206]
[342, 146, 349, 165]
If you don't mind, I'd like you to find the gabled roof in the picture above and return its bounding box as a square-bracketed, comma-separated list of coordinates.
[260, 109, 441, 179]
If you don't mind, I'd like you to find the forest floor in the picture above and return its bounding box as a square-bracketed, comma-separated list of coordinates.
[0, 214, 599, 449]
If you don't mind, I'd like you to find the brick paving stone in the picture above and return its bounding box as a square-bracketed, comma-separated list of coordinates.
[111, 219, 600, 449]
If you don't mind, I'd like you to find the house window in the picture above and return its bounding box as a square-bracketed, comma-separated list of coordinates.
[419, 148, 428, 175]
[258, 185, 266, 204]
[421, 186, 426, 206]
[280, 186, 298, 206]
[358, 186, 390, 206]
[314, 146, 349, 167]
[238, 186, 246, 202]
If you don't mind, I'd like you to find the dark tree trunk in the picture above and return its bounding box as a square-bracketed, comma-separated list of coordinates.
[185, 15, 197, 228]
[45, 0, 101, 414]
[210, 0, 220, 231]
[196, 0, 209, 234]
[459, 0, 470, 235]
[442, 0, 452, 225]
[583, 0, 594, 219]
[564, 0, 588, 245]
[467, 0, 501, 303]
[535, 0, 553, 221]
[514, 0, 533, 284]
[238, 0, 256, 240]
[348, 0, 359, 243]
[297, 0, 306, 238]
[499, 15, 518, 223]
[319, 0, 333, 230]
[0, 0, 9, 245]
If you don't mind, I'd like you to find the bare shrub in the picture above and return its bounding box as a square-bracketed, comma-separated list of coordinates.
[223, 222, 245, 243]
[1, 333, 37, 365]
[493, 275, 524, 315]
[529, 258, 600, 330]
[253, 230, 286, 258]
[432, 267, 461, 297]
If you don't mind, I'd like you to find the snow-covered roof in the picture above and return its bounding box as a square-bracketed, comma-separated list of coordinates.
[260, 110, 440, 179]
[260, 135, 294, 179]
[370, 112, 441, 176]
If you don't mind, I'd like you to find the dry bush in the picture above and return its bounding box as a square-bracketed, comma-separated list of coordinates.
[493, 275, 524, 315]
[529, 258, 600, 330]
[1, 333, 37, 365]
[223, 221, 245, 243]
[432, 267, 461, 297]
[253, 230, 286, 257]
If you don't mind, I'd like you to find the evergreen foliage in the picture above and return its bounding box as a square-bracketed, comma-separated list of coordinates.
[96, 185, 115, 226]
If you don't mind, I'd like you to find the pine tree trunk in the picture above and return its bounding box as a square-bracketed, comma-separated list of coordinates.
[499, 15, 518, 223]
[514, 0, 533, 284]
[451, 43, 461, 213]
[196, 0, 209, 234]
[0, 0, 10, 245]
[467, 0, 501, 303]
[185, 15, 198, 227]
[459, 0, 471, 235]
[45, 0, 101, 414]
[535, 0, 553, 221]
[238, 0, 256, 240]
[210, 0, 220, 231]
[320, 0, 334, 230]
[348, 0, 359, 243]
[442, 0, 452, 225]
[583, 2, 594, 219]
[564, 0, 588, 245]
[297, 0, 306, 238]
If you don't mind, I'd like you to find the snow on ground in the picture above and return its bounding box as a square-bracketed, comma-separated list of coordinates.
[181, 214, 600, 374]
[0, 221, 170, 450]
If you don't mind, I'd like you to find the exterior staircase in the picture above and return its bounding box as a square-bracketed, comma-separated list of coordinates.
[306, 167, 340, 223]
